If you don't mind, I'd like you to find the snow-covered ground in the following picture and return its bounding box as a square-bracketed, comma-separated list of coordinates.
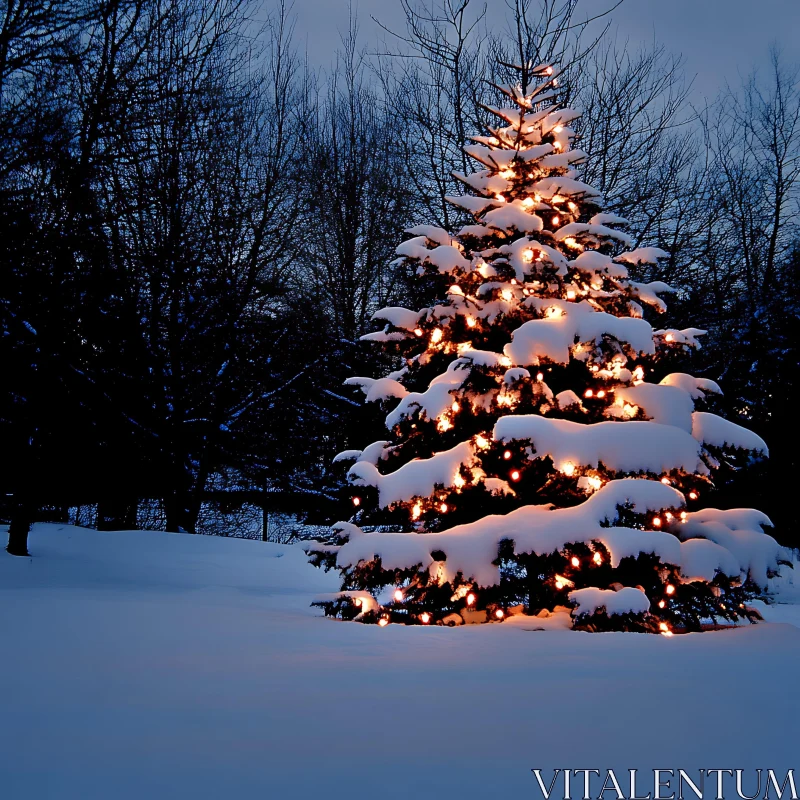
[1, 524, 798, 800]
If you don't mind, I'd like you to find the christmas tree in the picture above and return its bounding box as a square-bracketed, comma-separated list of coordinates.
[308, 63, 791, 633]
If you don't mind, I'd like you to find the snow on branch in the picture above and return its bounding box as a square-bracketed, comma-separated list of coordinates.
[493, 415, 707, 476]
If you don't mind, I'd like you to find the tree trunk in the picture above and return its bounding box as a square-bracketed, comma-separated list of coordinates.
[164, 493, 195, 533]
[262, 509, 270, 542]
[6, 503, 33, 556]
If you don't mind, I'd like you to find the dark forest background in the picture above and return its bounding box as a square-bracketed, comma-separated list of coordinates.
[1, 0, 798, 546]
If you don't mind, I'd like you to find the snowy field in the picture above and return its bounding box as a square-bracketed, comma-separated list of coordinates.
[1, 524, 799, 800]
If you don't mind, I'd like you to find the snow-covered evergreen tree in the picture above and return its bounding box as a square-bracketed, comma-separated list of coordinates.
[308, 63, 791, 633]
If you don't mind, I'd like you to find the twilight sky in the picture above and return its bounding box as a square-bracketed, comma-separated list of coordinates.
[286, 0, 799, 99]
